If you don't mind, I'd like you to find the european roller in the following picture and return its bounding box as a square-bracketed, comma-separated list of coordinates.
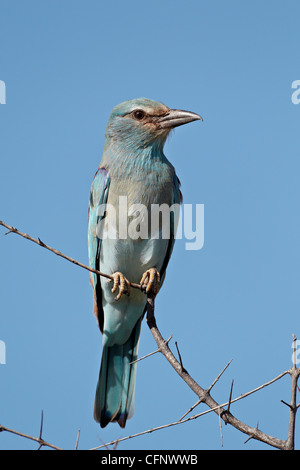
[88, 98, 202, 428]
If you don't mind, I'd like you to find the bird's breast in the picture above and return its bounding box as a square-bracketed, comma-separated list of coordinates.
[110, 158, 175, 204]
[99, 160, 176, 282]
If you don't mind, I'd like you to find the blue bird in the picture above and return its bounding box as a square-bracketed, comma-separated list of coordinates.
[88, 98, 202, 428]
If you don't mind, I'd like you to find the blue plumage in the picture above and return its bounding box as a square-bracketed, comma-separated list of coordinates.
[88, 98, 202, 427]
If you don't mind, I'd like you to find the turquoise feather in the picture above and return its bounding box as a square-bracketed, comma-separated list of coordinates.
[88, 98, 201, 428]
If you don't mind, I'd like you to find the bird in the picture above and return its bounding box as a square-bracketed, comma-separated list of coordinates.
[88, 98, 202, 428]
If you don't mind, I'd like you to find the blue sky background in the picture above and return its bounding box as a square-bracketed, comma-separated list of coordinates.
[0, 0, 300, 450]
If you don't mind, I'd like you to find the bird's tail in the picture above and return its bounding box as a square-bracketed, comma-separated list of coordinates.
[94, 318, 142, 428]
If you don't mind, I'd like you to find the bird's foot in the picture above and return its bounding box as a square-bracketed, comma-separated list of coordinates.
[108, 272, 131, 301]
[140, 268, 160, 295]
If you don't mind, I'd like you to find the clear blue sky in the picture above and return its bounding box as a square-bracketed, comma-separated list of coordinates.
[0, 0, 299, 450]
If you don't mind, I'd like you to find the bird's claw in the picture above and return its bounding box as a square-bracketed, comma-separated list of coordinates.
[108, 272, 131, 301]
[140, 268, 160, 295]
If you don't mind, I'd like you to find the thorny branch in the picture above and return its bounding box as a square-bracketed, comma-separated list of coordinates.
[0, 221, 142, 290]
[145, 292, 299, 450]
[0, 411, 63, 450]
[0, 220, 299, 450]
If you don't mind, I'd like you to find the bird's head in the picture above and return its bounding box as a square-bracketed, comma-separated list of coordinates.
[104, 98, 202, 150]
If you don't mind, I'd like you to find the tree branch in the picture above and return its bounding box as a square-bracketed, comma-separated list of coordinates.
[0, 220, 141, 290]
[91, 370, 290, 450]
[145, 292, 297, 450]
[0, 423, 62, 450]
[1, 219, 299, 450]
[285, 335, 300, 450]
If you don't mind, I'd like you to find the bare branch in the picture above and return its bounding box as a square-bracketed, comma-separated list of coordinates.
[0, 423, 62, 450]
[1, 219, 299, 450]
[0, 220, 141, 290]
[145, 290, 292, 450]
[91, 375, 288, 451]
[94, 368, 291, 450]
[207, 359, 233, 393]
[179, 359, 233, 422]
[285, 335, 300, 450]
[178, 399, 202, 422]
[129, 335, 173, 365]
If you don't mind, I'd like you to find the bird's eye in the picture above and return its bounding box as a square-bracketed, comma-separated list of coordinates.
[133, 110, 145, 120]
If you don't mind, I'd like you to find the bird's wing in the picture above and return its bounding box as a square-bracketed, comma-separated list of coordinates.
[88, 167, 110, 332]
[159, 175, 182, 283]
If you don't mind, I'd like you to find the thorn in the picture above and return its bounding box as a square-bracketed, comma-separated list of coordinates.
[281, 400, 294, 410]
[38, 238, 45, 247]
[37, 410, 44, 450]
[218, 410, 224, 447]
[244, 421, 259, 445]
[4, 227, 16, 235]
[221, 379, 234, 425]
[175, 341, 188, 374]
[292, 334, 298, 369]
[244, 435, 253, 445]
[227, 380, 234, 415]
[165, 334, 173, 346]
[38, 410, 44, 440]
[75, 428, 80, 450]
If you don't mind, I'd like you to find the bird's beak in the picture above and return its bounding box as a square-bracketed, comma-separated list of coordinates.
[157, 109, 203, 129]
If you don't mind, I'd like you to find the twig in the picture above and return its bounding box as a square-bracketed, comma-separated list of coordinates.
[91, 401, 241, 450]
[178, 399, 202, 422]
[207, 359, 233, 393]
[178, 358, 233, 421]
[91, 371, 288, 450]
[0, 423, 62, 450]
[285, 335, 300, 450]
[145, 290, 294, 450]
[1, 219, 299, 450]
[0, 220, 142, 290]
[129, 335, 173, 365]
[94, 370, 290, 450]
